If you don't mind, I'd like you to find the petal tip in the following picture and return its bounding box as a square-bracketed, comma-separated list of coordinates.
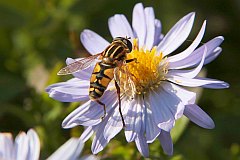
[189, 12, 196, 18]
[218, 36, 224, 41]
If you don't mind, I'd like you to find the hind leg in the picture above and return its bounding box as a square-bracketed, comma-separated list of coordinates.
[96, 100, 106, 119]
[115, 80, 125, 127]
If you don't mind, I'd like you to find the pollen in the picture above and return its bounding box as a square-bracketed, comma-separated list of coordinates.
[120, 39, 168, 96]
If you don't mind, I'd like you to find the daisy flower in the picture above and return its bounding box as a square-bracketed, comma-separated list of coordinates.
[0, 129, 98, 160]
[46, 3, 229, 157]
[0, 129, 40, 160]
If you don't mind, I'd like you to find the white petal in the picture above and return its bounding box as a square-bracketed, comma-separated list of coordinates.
[62, 100, 100, 128]
[135, 135, 149, 157]
[47, 138, 84, 160]
[158, 131, 173, 155]
[46, 78, 90, 102]
[148, 90, 174, 132]
[148, 87, 185, 132]
[167, 45, 207, 78]
[132, 3, 146, 47]
[62, 90, 118, 128]
[102, 103, 124, 141]
[124, 96, 142, 142]
[91, 119, 109, 154]
[166, 75, 229, 89]
[168, 20, 206, 64]
[79, 155, 99, 160]
[144, 7, 155, 50]
[153, 19, 163, 46]
[0, 133, 14, 159]
[161, 82, 196, 105]
[184, 104, 215, 129]
[80, 127, 94, 143]
[157, 12, 195, 56]
[143, 96, 161, 143]
[80, 29, 110, 55]
[204, 47, 222, 65]
[108, 14, 134, 38]
[168, 36, 224, 69]
[26, 129, 40, 160]
[145, 106, 161, 143]
[15, 132, 28, 160]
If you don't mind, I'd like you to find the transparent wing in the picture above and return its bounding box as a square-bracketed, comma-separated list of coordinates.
[114, 64, 136, 99]
[57, 53, 102, 75]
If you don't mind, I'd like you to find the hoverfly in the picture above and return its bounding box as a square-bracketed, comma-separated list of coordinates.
[58, 37, 136, 127]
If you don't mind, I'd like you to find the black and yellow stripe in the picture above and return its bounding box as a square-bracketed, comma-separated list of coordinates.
[103, 42, 128, 60]
[89, 63, 114, 100]
[89, 38, 132, 101]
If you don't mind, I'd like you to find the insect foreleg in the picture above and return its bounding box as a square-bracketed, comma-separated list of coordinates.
[115, 80, 126, 127]
[125, 58, 137, 64]
[96, 100, 106, 120]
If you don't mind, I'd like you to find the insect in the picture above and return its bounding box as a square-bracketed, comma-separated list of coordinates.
[58, 37, 136, 127]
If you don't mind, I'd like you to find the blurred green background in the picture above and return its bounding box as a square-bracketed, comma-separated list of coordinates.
[0, 0, 239, 159]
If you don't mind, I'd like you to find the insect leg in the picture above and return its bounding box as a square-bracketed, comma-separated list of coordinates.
[96, 100, 106, 119]
[125, 58, 137, 64]
[115, 80, 126, 127]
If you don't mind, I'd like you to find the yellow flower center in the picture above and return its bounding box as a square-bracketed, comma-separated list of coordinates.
[119, 39, 168, 97]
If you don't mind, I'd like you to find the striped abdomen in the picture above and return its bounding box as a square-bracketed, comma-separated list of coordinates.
[89, 41, 130, 101]
[89, 63, 114, 101]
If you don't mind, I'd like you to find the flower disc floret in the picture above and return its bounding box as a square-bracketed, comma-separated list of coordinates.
[124, 39, 168, 94]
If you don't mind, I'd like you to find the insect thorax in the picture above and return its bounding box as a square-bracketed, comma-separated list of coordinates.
[103, 42, 129, 61]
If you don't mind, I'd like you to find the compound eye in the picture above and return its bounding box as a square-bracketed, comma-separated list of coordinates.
[126, 39, 132, 52]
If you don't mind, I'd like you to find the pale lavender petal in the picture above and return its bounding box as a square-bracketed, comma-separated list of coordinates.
[103, 100, 127, 141]
[66, 58, 95, 80]
[0, 133, 14, 159]
[144, 7, 155, 50]
[80, 29, 110, 55]
[168, 21, 206, 65]
[132, 3, 146, 47]
[153, 19, 163, 46]
[108, 14, 134, 38]
[148, 86, 185, 132]
[197, 77, 230, 88]
[148, 90, 174, 132]
[135, 135, 149, 157]
[184, 104, 215, 129]
[26, 129, 40, 160]
[62, 90, 118, 128]
[143, 95, 161, 143]
[91, 118, 110, 154]
[15, 132, 28, 160]
[169, 36, 224, 69]
[166, 75, 229, 89]
[80, 155, 99, 160]
[47, 138, 84, 160]
[167, 45, 207, 78]
[124, 96, 143, 142]
[161, 82, 196, 105]
[91, 105, 127, 154]
[134, 100, 149, 157]
[158, 131, 173, 156]
[157, 12, 195, 56]
[62, 100, 100, 128]
[204, 47, 222, 65]
[46, 78, 90, 102]
[145, 107, 161, 143]
[80, 127, 94, 143]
